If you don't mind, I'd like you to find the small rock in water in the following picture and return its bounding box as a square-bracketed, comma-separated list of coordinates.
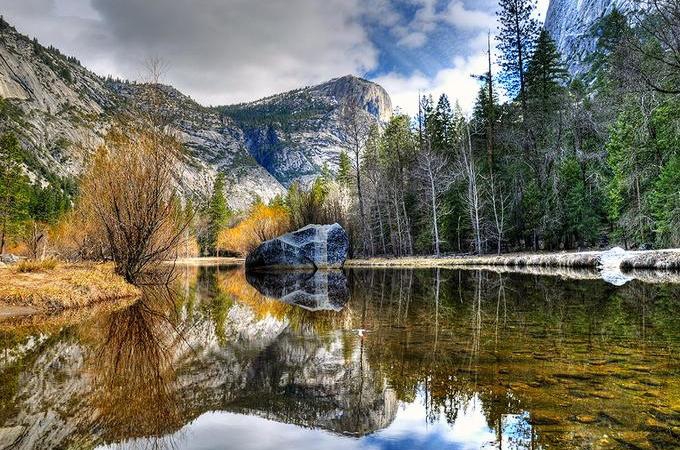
[246, 223, 349, 269]
[574, 415, 598, 424]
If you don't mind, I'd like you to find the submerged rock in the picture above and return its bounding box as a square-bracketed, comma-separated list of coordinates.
[245, 223, 349, 269]
[246, 270, 349, 311]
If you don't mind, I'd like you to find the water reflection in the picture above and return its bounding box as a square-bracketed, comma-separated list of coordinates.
[0, 265, 678, 449]
[245, 269, 349, 311]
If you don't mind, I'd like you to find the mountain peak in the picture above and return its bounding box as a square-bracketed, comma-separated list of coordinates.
[315, 75, 392, 122]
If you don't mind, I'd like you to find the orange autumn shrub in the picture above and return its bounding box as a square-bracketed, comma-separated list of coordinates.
[217, 202, 290, 256]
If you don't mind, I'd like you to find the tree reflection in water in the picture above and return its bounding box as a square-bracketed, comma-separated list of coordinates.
[86, 284, 188, 445]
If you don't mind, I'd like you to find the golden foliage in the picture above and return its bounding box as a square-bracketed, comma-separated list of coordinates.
[77, 124, 188, 282]
[217, 202, 290, 256]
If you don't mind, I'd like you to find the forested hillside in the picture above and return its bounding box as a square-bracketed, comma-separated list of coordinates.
[218, 0, 679, 257]
[1, 0, 678, 260]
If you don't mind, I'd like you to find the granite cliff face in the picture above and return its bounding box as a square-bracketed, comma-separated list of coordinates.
[221, 75, 392, 187]
[544, 0, 632, 74]
[0, 21, 392, 209]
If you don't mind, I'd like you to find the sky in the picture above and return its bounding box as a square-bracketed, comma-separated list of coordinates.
[0, 0, 550, 116]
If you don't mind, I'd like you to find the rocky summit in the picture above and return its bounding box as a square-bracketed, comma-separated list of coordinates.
[0, 20, 391, 209]
[245, 223, 349, 270]
[221, 75, 392, 187]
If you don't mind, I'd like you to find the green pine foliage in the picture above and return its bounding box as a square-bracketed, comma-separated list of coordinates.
[496, 0, 539, 102]
[202, 173, 232, 255]
[0, 133, 31, 252]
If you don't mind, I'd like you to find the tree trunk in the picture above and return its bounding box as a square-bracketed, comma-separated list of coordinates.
[429, 167, 440, 256]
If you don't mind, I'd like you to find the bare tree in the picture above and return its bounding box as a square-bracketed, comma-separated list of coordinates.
[459, 122, 483, 254]
[340, 100, 373, 255]
[79, 124, 189, 283]
[414, 145, 456, 256]
[629, 0, 680, 94]
[23, 221, 48, 260]
[486, 173, 511, 255]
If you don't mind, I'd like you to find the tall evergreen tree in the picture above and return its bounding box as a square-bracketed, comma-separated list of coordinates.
[0, 132, 30, 253]
[337, 151, 352, 186]
[429, 94, 454, 153]
[496, 0, 539, 114]
[525, 29, 568, 114]
[204, 173, 231, 255]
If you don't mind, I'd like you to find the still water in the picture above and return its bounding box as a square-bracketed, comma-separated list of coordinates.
[0, 265, 678, 449]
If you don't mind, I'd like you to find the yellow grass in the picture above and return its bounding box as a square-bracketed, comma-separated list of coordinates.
[347, 249, 680, 272]
[0, 262, 139, 313]
[15, 258, 58, 272]
[346, 252, 602, 268]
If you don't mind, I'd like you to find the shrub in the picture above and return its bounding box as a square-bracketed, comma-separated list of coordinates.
[15, 258, 58, 272]
[217, 202, 290, 256]
[77, 124, 189, 283]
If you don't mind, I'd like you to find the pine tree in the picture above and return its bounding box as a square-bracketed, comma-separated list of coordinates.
[496, 0, 539, 113]
[0, 133, 30, 253]
[525, 29, 568, 115]
[337, 151, 352, 186]
[429, 94, 454, 153]
[205, 173, 231, 255]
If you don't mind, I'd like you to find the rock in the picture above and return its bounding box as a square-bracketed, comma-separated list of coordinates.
[246, 270, 349, 311]
[0, 426, 24, 448]
[574, 415, 598, 424]
[545, 0, 631, 75]
[0, 254, 19, 264]
[530, 411, 562, 425]
[245, 224, 349, 270]
[598, 247, 633, 286]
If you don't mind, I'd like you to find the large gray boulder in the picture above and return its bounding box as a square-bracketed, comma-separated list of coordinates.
[245, 223, 349, 269]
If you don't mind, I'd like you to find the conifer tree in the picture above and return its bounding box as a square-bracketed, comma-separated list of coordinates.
[337, 151, 353, 186]
[0, 133, 30, 253]
[525, 29, 568, 115]
[205, 173, 231, 255]
[496, 0, 539, 114]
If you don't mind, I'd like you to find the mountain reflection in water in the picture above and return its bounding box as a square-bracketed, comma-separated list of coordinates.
[0, 265, 678, 450]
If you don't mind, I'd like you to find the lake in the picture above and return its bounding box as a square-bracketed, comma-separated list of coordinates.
[0, 264, 678, 449]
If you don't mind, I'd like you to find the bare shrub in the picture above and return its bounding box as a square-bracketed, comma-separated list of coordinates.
[78, 124, 188, 283]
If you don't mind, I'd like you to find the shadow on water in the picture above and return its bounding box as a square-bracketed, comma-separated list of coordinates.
[0, 264, 678, 449]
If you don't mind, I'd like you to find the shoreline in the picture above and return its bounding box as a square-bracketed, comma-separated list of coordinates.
[0, 262, 139, 318]
[345, 248, 680, 270]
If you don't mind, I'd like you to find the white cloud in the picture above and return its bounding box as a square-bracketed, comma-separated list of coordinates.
[443, 1, 497, 30]
[374, 30, 499, 118]
[397, 31, 429, 48]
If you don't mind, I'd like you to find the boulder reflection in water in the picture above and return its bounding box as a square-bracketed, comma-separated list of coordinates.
[245, 270, 349, 311]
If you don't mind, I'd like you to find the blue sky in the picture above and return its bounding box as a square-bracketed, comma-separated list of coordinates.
[0, 0, 549, 115]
